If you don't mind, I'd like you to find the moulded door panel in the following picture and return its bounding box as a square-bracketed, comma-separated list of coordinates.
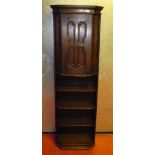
[60, 14, 92, 75]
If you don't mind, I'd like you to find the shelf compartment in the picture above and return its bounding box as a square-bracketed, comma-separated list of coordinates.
[56, 72, 97, 77]
[56, 86, 96, 92]
[56, 92, 97, 103]
[56, 133, 94, 148]
[57, 109, 95, 127]
[57, 126, 95, 134]
[56, 74, 97, 87]
[58, 117, 94, 126]
[56, 126, 95, 148]
[56, 101, 95, 110]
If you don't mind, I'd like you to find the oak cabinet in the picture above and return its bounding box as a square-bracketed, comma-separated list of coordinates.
[50, 5, 103, 149]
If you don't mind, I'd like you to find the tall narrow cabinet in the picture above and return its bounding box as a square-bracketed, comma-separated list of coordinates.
[50, 5, 103, 149]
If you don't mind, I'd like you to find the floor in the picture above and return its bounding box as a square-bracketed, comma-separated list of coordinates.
[42, 134, 113, 155]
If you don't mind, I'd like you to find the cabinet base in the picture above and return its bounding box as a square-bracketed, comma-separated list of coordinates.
[56, 142, 94, 150]
[56, 133, 95, 149]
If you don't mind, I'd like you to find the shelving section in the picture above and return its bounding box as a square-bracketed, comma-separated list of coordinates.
[55, 75, 97, 149]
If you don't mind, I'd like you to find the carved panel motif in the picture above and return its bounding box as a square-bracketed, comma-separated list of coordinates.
[77, 21, 87, 67]
[67, 21, 75, 47]
[67, 21, 87, 68]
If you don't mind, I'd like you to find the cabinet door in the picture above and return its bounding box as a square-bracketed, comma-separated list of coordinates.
[60, 14, 92, 75]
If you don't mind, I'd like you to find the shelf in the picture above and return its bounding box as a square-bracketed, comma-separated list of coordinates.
[57, 126, 95, 134]
[57, 101, 95, 110]
[56, 92, 96, 104]
[58, 117, 94, 126]
[56, 86, 96, 92]
[57, 133, 93, 147]
[56, 72, 97, 77]
[56, 74, 97, 88]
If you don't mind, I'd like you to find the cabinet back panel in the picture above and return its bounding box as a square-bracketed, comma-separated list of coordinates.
[57, 126, 95, 134]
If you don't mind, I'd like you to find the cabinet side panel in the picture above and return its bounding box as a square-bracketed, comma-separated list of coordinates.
[54, 14, 61, 73]
[91, 15, 101, 74]
[91, 15, 101, 135]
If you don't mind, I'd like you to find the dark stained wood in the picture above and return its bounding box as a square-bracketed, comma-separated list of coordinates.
[50, 5, 103, 14]
[51, 5, 103, 149]
[56, 101, 95, 110]
[56, 86, 96, 92]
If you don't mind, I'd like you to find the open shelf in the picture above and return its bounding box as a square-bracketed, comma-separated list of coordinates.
[56, 92, 97, 109]
[57, 133, 94, 149]
[56, 72, 97, 77]
[58, 117, 94, 126]
[57, 126, 95, 134]
[56, 101, 95, 110]
[57, 109, 95, 126]
[56, 86, 96, 92]
[56, 74, 97, 88]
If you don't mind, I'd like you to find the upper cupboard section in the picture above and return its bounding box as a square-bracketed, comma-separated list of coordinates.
[51, 5, 103, 76]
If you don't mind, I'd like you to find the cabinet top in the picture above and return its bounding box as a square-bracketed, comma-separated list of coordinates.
[50, 5, 103, 14]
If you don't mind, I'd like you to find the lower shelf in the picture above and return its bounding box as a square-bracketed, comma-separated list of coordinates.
[57, 101, 95, 110]
[56, 86, 96, 92]
[58, 117, 94, 126]
[56, 133, 94, 149]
